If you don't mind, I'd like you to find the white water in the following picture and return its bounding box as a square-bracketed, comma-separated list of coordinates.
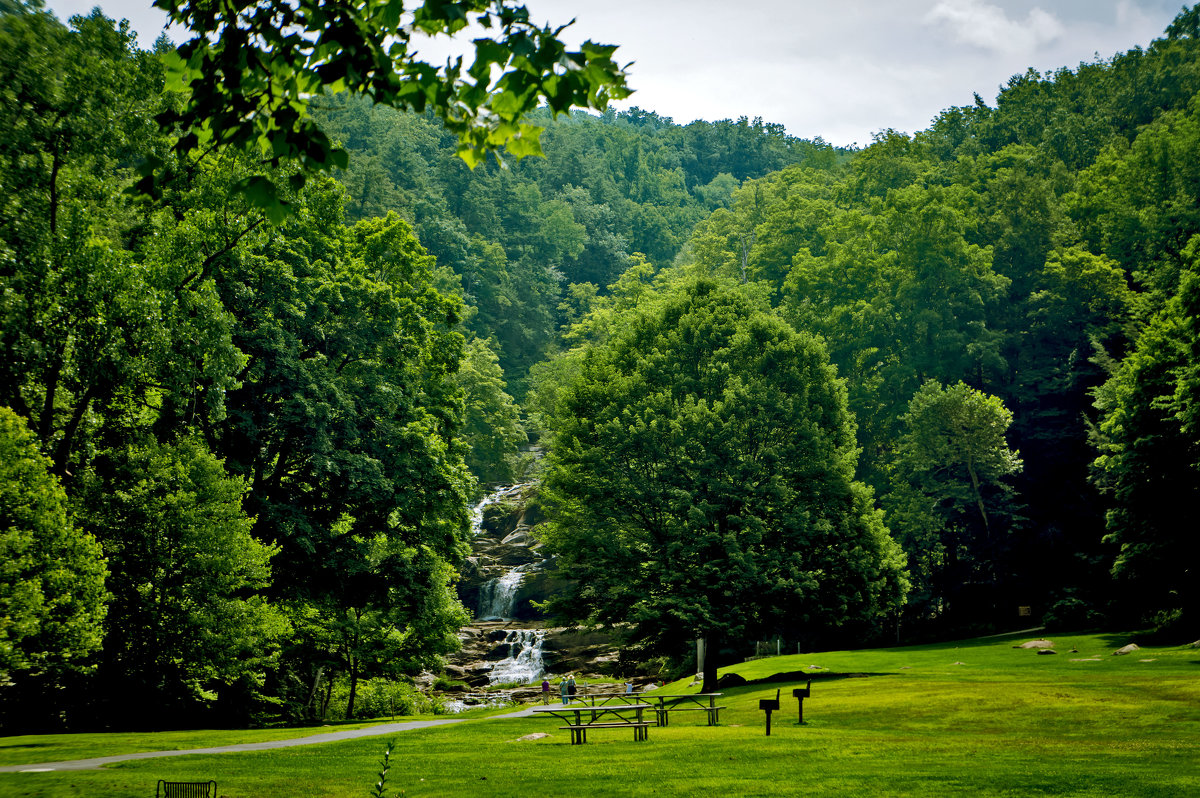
[470, 483, 530, 537]
[471, 483, 535, 621]
[487, 628, 546, 685]
[477, 564, 528, 621]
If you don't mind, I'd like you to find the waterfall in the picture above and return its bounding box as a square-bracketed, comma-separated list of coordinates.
[487, 628, 546, 685]
[477, 564, 528, 621]
[470, 483, 536, 621]
[470, 483, 530, 537]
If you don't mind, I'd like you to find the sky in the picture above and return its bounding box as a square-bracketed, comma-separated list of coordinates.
[46, 0, 1188, 147]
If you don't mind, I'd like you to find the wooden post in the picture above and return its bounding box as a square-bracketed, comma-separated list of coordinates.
[793, 681, 811, 724]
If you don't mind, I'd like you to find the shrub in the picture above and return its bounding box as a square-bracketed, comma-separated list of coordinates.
[325, 678, 435, 720]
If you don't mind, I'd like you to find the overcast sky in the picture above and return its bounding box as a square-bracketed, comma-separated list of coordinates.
[47, 0, 1187, 147]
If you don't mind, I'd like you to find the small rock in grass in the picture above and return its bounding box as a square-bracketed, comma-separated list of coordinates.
[1113, 644, 1140, 656]
[516, 733, 551, 742]
[1138, 658, 1157, 663]
[953, 661, 967, 665]
[1069, 658, 1101, 662]
[1036, 649, 1057, 655]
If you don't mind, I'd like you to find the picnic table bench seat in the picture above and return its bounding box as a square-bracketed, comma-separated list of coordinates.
[646, 693, 725, 726]
[532, 702, 653, 745]
[558, 721, 653, 744]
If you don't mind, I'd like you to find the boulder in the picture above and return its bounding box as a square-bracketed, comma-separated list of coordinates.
[1113, 643, 1141, 656]
[1014, 639, 1054, 649]
[716, 672, 747, 688]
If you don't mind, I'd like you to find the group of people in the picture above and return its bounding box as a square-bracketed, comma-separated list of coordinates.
[539, 675, 659, 704]
[540, 675, 578, 705]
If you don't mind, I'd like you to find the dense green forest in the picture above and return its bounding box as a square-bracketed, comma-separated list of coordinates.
[1, 1, 1197, 731]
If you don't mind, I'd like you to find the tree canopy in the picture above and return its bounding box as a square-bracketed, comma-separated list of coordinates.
[539, 280, 908, 691]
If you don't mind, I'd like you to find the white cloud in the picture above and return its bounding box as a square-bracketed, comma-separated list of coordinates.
[924, 0, 1065, 56]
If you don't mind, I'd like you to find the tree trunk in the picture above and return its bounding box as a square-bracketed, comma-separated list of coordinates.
[700, 633, 720, 693]
[966, 456, 991, 539]
[346, 661, 359, 720]
[304, 666, 325, 721]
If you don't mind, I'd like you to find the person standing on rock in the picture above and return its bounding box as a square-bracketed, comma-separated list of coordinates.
[560, 677, 569, 705]
[541, 678, 551, 704]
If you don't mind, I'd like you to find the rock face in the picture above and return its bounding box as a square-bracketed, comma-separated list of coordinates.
[444, 485, 629, 688]
[457, 484, 561, 621]
[441, 480, 652, 691]
[444, 621, 624, 688]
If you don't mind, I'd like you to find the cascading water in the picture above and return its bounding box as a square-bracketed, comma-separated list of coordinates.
[477, 564, 528, 621]
[487, 628, 546, 685]
[470, 483, 530, 536]
[470, 483, 535, 622]
[452, 482, 549, 688]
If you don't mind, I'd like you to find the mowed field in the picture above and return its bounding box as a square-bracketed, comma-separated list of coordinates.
[1, 632, 1196, 797]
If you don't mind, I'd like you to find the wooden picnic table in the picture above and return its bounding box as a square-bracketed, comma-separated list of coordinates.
[643, 693, 725, 726]
[530, 702, 653, 744]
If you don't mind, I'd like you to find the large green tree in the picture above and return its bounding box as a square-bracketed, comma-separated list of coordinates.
[885, 381, 1023, 626]
[0, 407, 106, 731]
[1092, 254, 1200, 629]
[539, 280, 908, 690]
[77, 437, 286, 727]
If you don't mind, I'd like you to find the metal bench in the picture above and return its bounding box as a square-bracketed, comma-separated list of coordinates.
[156, 781, 217, 798]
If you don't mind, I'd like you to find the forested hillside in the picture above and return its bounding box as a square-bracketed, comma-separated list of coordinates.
[313, 97, 842, 390]
[1, 1, 1197, 732]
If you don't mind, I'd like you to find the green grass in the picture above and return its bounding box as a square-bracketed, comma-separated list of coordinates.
[0, 718, 425, 768]
[1, 632, 1197, 797]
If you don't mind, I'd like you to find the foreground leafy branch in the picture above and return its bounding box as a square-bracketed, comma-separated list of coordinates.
[147, 0, 631, 219]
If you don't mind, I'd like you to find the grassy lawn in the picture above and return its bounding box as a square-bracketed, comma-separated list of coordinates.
[0, 632, 1196, 797]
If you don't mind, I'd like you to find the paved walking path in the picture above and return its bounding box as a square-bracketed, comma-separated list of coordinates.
[0, 718, 473, 773]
